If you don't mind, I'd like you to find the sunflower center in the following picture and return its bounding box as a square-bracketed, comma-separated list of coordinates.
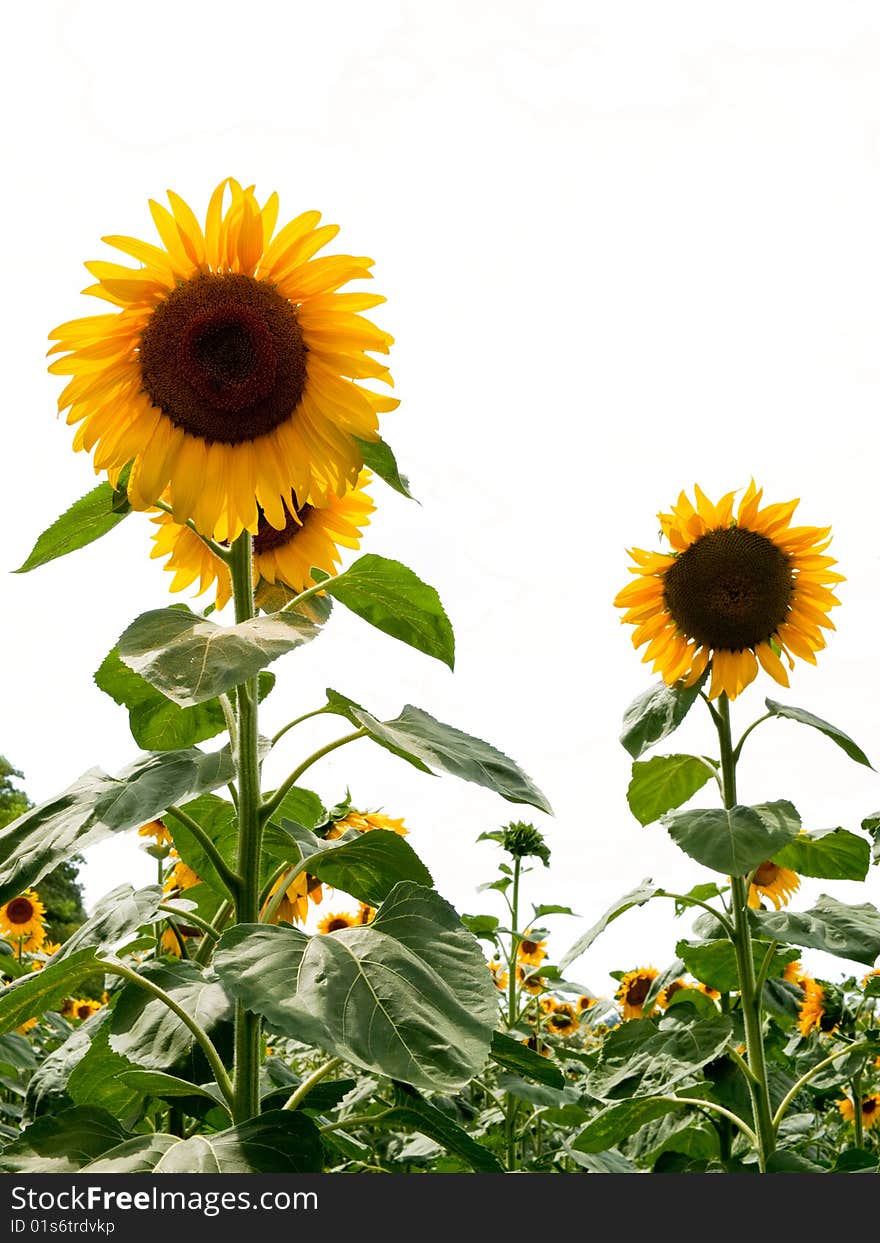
[625, 976, 652, 1006]
[6, 898, 35, 925]
[662, 526, 793, 652]
[520, 940, 539, 956]
[752, 861, 780, 887]
[252, 501, 314, 554]
[864, 1100, 878, 1115]
[325, 918, 350, 932]
[139, 273, 307, 444]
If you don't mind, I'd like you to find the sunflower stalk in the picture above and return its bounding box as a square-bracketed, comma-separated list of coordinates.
[504, 855, 522, 1172]
[715, 694, 776, 1171]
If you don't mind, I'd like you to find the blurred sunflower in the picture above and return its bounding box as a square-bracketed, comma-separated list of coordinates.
[17, 1017, 38, 1035]
[615, 967, 658, 1019]
[49, 179, 396, 541]
[576, 994, 597, 1014]
[838, 1093, 880, 1131]
[0, 891, 46, 950]
[748, 860, 800, 910]
[797, 978, 840, 1036]
[150, 473, 374, 609]
[516, 965, 545, 996]
[317, 911, 357, 934]
[138, 819, 173, 847]
[163, 851, 200, 894]
[545, 1004, 579, 1037]
[520, 1034, 550, 1058]
[327, 809, 408, 840]
[656, 979, 688, 1009]
[516, 932, 547, 968]
[262, 872, 324, 925]
[62, 997, 102, 1021]
[614, 483, 842, 700]
[355, 902, 375, 926]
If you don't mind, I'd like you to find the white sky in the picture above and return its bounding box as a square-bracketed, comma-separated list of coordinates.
[2, 2, 880, 997]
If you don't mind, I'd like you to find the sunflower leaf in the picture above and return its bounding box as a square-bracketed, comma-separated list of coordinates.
[662, 800, 801, 876]
[627, 754, 714, 826]
[585, 1013, 733, 1101]
[0, 1106, 132, 1173]
[117, 607, 319, 707]
[675, 938, 799, 993]
[51, 884, 163, 963]
[749, 894, 880, 965]
[108, 961, 233, 1070]
[489, 1030, 565, 1088]
[385, 1082, 504, 1173]
[323, 689, 552, 813]
[765, 699, 873, 769]
[354, 435, 415, 500]
[572, 1098, 686, 1154]
[270, 820, 433, 907]
[772, 826, 870, 882]
[214, 882, 498, 1092]
[0, 745, 235, 906]
[0, 949, 105, 1037]
[325, 555, 455, 669]
[620, 677, 706, 760]
[14, 478, 131, 574]
[558, 881, 659, 972]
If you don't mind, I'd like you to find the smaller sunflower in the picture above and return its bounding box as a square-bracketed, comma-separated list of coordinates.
[0, 891, 47, 949]
[159, 926, 186, 958]
[520, 1034, 550, 1058]
[62, 997, 102, 1022]
[540, 996, 558, 1014]
[317, 911, 357, 934]
[30, 942, 62, 972]
[355, 901, 375, 925]
[516, 932, 547, 968]
[797, 978, 840, 1037]
[516, 965, 546, 996]
[838, 1093, 880, 1131]
[576, 994, 597, 1014]
[487, 960, 509, 992]
[656, 979, 688, 1009]
[262, 872, 324, 925]
[748, 861, 800, 911]
[17, 1017, 38, 1036]
[545, 1003, 579, 1038]
[697, 982, 721, 1002]
[138, 819, 173, 847]
[783, 960, 805, 986]
[615, 967, 658, 1020]
[861, 968, 880, 990]
[327, 808, 408, 840]
[163, 851, 200, 894]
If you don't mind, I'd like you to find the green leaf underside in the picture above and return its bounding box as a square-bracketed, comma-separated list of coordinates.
[385, 1083, 503, 1173]
[620, 679, 704, 760]
[118, 607, 318, 708]
[0, 1106, 130, 1173]
[53, 885, 163, 964]
[573, 1098, 686, 1153]
[66, 1025, 145, 1126]
[0, 746, 235, 906]
[108, 961, 233, 1070]
[113, 1070, 226, 1109]
[215, 882, 497, 1092]
[765, 699, 873, 769]
[676, 939, 799, 993]
[586, 1015, 734, 1101]
[663, 800, 801, 876]
[14, 479, 130, 574]
[23, 1015, 104, 1121]
[489, 1030, 565, 1089]
[750, 895, 880, 965]
[83, 1111, 323, 1174]
[353, 435, 414, 499]
[324, 689, 552, 813]
[274, 820, 433, 907]
[0, 950, 103, 1036]
[772, 827, 870, 881]
[95, 647, 228, 751]
[559, 882, 658, 972]
[327, 555, 454, 669]
[627, 754, 714, 826]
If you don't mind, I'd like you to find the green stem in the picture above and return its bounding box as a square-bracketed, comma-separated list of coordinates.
[852, 1071, 865, 1149]
[715, 693, 775, 1172]
[260, 729, 367, 822]
[194, 899, 233, 965]
[164, 805, 241, 899]
[103, 961, 234, 1111]
[319, 1107, 394, 1134]
[732, 712, 773, 764]
[654, 1096, 757, 1145]
[152, 499, 233, 564]
[281, 571, 347, 614]
[229, 531, 263, 1124]
[504, 856, 522, 1172]
[656, 891, 736, 940]
[270, 707, 329, 748]
[156, 904, 220, 941]
[282, 1057, 344, 1111]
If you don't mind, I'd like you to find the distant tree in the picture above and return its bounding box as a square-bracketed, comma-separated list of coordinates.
[0, 755, 88, 942]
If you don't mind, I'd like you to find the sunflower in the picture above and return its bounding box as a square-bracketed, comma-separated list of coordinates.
[576, 994, 597, 1014]
[615, 967, 659, 1019]
[516, 932, 548, 968]
[545, 1003, 579, 1038]
[656, 979, 688, 1009]
[62, 997, 102, 1021]
[488, 960, 509, 992]
[838, 1093, 880, 1131]
[748, 861, 801, 911]
[49, 179, 397, 542]
[520, 1034, 550, 1058]
[317, 911, 357, 934]
[783, 960, 805, 986]
[17, 1017, 38, 1036]
[150, 472, 374, 610]
[159, 927, 186, 958]
[614, 482, 842, 700]
[262, 872, 324, 925]
[162, 851, 200, 894]
[327, 809, 408, 840]
[0, 891, 47, 950]
[355, 901, 375, 926]
[138, 819, 173, 847]
[516, 965, 546, 996]
[30, 942, 62, 971]
[797, 978, 840, 1036]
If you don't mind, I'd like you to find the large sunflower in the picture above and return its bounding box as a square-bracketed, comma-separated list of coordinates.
[49, 179, 396, 541]
[151, 472, 374, 609]
[748, 860, 800, 910]
[614, 483, 842, 700]
[0, 891, 47, 950]
[838, 1093, 880, 1131]
[615, 966, 658, 1019]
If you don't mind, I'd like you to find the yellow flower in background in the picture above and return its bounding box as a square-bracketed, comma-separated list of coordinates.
[62, 997, 103, 1022]
[17, 1017, 38, 1035]
[539, 996, 558, 1014]
[516, 932, 547, 968]
[355, 902, 375, 926]
[138, 819, 173, 847]
[150, 473, 375, 610]
[838, 1093, 880, 1131]
[163, 851, 200, 894]
[656, 979, 687, 1009]
[49, 179, 397, 542]
[328, 810, 408, 840]
[516, 965, 545, 996]
[317, 911, 357, 934]
[488, 960, 509, 992]
[797, 978, 836, 1037]
[545, 1003, 579, 1037]
[614, 483, 842, 700]
[576, 994, 597, 1014]
[748, 861, 800, 910]
[520, 1034, 550, 1058]
[159, 927, 185, 957]
[0, 891, 47, 949]
[262, 872, 324, 925]
[783, 960, 806, 987]
[615, 967, 659, 1020]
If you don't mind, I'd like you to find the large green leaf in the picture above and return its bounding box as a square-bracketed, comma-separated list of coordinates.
[112, 1070, 226, 1111]
[662, 800, 801, 876]
[586, 1013, 733, 1101]
[750, 895, 880, 965]
[166, 795, 237, 896]
[0, 950, 103, 1036]
[84, 1110, 323, 1173]
[108, 961, 233, 1069]
[23, 1015, 102, 1121]
[627, 754, 714, 826]
[354, 434, 414, 499]
[271, 821, 433, 906]
[489, 1030, 565, 1089]
[14, 477, 131, 574]
[215, 882, 497, 1091]
[324, 689, 552, 813]
[118, 607, 318, 707]
[772, 826, 870, 882]
[325, 555, 454, 669]
[54, 884, 163, 962]
[95, 647, 228, 751]
[765, 699, 873, 769]
[572, 1097, 684, 1153]
[0, 1106, 130, 1172]
[66, 1024, 144, 1127]
[676, 938, 799, 993]
[0, 746, 235, 905]
[620, 678, 705, 760]
[384, 1082, 503, 1173]
[559, 881, 659, 972]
